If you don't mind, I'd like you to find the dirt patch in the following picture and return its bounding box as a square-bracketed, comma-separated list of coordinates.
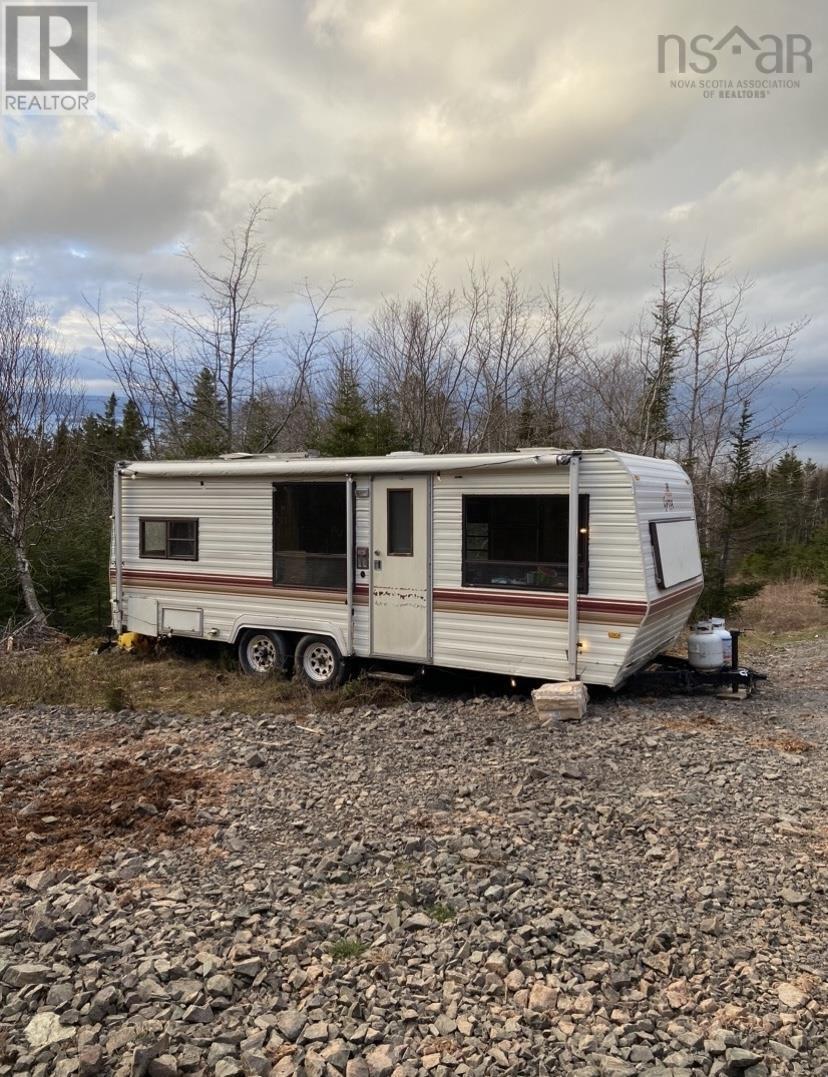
[750, 733, 814, 754]
[0, 754, 226, 874]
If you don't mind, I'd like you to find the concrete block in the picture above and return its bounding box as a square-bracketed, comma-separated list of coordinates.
[531, 680, 589, 721]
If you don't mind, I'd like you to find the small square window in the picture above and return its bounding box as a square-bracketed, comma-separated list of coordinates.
[140, 519, 198, 560]
[387, 489, 413, 556]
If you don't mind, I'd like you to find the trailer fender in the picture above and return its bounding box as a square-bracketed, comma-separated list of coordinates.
[229, 618, 347, 656]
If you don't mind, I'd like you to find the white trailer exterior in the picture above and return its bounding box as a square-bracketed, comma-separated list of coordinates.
[111, 449, 704, 688]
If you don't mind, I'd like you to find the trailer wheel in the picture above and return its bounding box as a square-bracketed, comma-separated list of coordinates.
[295, 634, 346, 689]
[238, 630, 289, 676]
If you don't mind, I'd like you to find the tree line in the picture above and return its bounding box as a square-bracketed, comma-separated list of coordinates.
[1, 204, 825, 633]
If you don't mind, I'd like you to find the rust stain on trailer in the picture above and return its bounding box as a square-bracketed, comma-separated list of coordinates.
[372, 587, 426, 609]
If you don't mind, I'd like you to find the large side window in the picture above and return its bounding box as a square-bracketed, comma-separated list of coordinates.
[139, 518, 198, 560]
[273, 482, 347, 590]
[462, 494, 588, 592]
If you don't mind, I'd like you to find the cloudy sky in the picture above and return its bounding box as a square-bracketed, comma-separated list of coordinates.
[2, 0, 827, 457]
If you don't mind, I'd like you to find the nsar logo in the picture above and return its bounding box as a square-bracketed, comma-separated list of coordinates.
[658, 25, 812, 75]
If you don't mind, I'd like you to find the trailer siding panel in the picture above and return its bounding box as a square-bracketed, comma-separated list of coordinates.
[119, 477, 349, 651]
[615, 453, 703, 678]
[429, 458, 647, 683]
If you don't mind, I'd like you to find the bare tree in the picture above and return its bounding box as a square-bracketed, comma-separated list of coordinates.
[173, 197, 276, 449]
[244, 278, 350, 453]
[467, 266, 540, 451]
[88, 281, 179, 457]
[90, 199, 279, 455]
[530, 265, 595, 445]
[673, 253, 727, 478]
[367, 267, 464, 452]
[0, 279, 81, 624]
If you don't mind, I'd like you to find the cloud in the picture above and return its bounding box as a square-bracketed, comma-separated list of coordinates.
[0, 0, 826, 453]
[0, 125, 222, 251]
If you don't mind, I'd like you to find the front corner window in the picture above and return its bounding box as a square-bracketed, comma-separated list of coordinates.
[461, 494, 588, 592]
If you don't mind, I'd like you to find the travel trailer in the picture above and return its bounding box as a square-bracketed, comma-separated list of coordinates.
[110, 448, 704, 689]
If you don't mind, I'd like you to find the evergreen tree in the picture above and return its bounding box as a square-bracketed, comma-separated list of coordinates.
[317, 368, 372, 457]
[179, 368, 228, 457]
[119, 399, 146, 460]
[365, 387, 406, 456]
[699, 402, 764, 615]
[767, 451, 807, 546]
[516, 395, 537, 447]
[640, 297, 679, 456]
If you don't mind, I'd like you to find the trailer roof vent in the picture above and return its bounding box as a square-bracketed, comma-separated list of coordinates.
[263, 451, 320, 460]
[516, 446, 567, 454]
[386, 451, 425, 458]
[220, 452, 255, 460]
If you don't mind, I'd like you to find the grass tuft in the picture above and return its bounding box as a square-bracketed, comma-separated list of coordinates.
[0, 639, 412, 717]
[103, 682, 132, 712]
[426, 902, 456, 923]
[327, 938, 368, 961]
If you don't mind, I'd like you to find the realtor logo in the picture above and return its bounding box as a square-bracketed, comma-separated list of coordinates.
[2, 2, 97, 114]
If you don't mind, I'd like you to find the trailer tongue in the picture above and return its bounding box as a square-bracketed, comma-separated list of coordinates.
[626, 628, 766, 698]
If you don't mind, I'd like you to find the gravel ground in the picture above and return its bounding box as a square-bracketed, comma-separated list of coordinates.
[0, 637, 826, 1077]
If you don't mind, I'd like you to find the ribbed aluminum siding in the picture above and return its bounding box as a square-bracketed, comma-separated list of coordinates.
[431, 457, 646, 685]
[615, 453, 703, 677]
[118, 477, 349, 651]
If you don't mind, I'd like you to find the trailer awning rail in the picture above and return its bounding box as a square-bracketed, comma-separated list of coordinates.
[120, 452, 573, 479]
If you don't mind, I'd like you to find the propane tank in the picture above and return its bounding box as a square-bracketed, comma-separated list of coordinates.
[710, 617, 732, 667]
[688, 620, 725, 670]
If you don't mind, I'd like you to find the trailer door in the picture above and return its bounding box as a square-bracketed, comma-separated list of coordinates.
[370, 475, 430, 661]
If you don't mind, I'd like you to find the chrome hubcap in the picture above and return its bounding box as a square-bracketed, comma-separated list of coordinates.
[304, 643, 335, 682]
[247, 634, 277, 673]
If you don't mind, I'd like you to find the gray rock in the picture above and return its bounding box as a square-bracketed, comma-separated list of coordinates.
[25, 1011, 75, 1048]
[182, 1003, 213, 1023]
[365, 1044, 396, 1077]
[27, 911, 56, 941]
[148, 1057, 179, 1077]
[240, 1050, 271, 1076]
[274, 1009, 306, 1042]
[4, 962, 52, 987]
[206, 973, 234, 998]
[46, 982, 75, 1008]
[215, 1062, 244, 1077]
[726, 1047, 764, 1068]
[87, 984, 121, 1022]
[78, 1045, 105, 1076]
[207, 1044, 236, 1066]
[402, 912, 431, 929]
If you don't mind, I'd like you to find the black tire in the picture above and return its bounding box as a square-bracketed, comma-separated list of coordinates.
[237, 629, 290, 676]
[295, 634, 346, 689]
